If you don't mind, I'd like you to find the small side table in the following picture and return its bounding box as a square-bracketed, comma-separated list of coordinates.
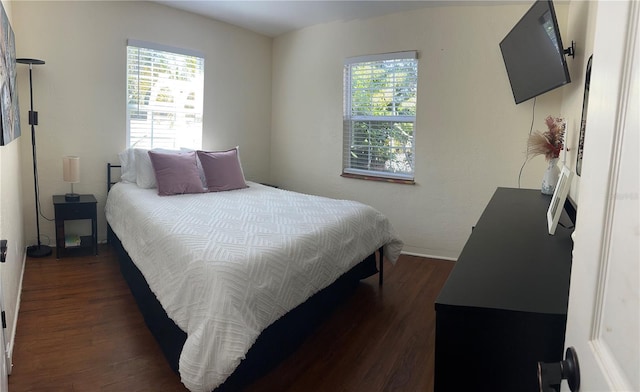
[52, 194, 98, 259]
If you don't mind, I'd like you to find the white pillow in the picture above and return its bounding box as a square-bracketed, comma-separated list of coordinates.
[134, 148, 181, 189]
[118, 148, 137, 183]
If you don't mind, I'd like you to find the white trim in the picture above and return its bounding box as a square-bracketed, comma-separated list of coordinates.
[343, 167, 414, 181]
[590, 339, 634, 391]
[126, 38, 205, 59]
[350, 115, 415, 123]
[590, 4, 638, 389]
[400, 250, 457, 262]
[345, 50, 418, 65]
[6, 251, 26, 375]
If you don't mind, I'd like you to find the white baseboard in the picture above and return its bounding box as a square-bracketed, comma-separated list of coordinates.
[400, 250, 457, 262]
[6, 252, 26, 375]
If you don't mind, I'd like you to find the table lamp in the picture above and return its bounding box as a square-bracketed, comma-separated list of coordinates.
[63, 156, 80, 201]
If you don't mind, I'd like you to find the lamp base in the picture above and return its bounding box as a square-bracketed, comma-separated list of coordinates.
[65, 193, 80, 202]
[27, 244, 52, 258]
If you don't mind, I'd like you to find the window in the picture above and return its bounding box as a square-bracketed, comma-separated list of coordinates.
[126, 40, 204, 149]
[343, 51, 418, 182]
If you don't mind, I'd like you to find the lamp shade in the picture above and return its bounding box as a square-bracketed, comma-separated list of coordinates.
[63, 156, 80, 183]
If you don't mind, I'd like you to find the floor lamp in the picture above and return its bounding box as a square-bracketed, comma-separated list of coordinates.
[17, 58, 51, 258]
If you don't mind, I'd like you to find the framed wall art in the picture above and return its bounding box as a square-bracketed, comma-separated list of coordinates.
[0, 1, 20, 146]
[547, 165, 573, 235]
[576, 55, 593, 176]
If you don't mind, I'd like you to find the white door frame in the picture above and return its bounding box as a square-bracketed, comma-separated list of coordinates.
[563, 0, 639, 390]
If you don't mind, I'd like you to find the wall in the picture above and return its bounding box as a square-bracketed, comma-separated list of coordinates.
[560, 0, 598, 204]
[11, 1, 272, 247]
[0, 0, 26, 365]
[0, 0, 598, 365]
[271, 3, 571, 259]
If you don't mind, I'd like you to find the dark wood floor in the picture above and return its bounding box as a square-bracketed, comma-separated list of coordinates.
[9, 245, 453, 391]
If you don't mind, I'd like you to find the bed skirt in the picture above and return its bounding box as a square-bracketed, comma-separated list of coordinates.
[109, 227, 379, 391]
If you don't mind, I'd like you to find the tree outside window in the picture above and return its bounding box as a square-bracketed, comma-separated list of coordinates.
[126, 42, 204, 149]
[343, 52, 418, 182]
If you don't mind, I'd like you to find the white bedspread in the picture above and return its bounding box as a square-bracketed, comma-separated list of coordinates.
[105, 182, 403, 391]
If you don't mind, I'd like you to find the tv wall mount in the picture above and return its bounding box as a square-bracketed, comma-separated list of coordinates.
[564, 41, 575, 58]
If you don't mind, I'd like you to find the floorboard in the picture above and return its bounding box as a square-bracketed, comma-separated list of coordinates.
[9, 245, 453, 391]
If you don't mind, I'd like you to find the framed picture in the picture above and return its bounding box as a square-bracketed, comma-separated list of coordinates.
[576, 55, 593, 176]
[0, 1, 20, 146]
[547, 165, 573, 235]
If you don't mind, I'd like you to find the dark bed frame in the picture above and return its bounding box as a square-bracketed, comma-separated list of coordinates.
[106, 163, 383, 391]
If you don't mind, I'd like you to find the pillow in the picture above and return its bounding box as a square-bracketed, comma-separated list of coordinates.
[134, 148, 181, 189]
[180, 147, 207, 187]
[118, 148, 136, 183]
[197, 147, 248, 192]
[148, 150, 206, 196]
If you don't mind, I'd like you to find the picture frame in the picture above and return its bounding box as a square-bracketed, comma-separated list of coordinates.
[0, 1, 20, 146]
[547, 165, 573, 235]
[576, 55, 593, 176]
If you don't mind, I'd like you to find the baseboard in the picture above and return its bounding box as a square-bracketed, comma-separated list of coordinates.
[400, 250, 457, 262]
[6, 251, 26, 375]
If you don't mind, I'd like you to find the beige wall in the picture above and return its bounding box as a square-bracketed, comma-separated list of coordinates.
[271, 3, 581, 259]
[11, 1, 272, 245]
[0, 0, 598, 365]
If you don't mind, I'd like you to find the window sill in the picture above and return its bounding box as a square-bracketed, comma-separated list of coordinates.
[340, 172, 415, 185]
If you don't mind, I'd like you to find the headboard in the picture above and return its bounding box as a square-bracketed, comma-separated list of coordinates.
[107, 163, 121, 192]
[106, 163, 121, 244]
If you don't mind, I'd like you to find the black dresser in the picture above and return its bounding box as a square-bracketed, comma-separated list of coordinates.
[434, 187, 574, 392]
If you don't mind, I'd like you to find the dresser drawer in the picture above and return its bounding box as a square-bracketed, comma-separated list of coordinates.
[54, 202, 95, 220]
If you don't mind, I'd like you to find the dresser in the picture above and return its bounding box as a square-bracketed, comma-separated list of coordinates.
[434, 187, 574, 392]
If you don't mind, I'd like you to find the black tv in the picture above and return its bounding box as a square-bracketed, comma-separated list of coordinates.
[500, 0, 571, 104]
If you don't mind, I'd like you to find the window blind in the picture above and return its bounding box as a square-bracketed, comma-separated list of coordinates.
[343, 51, 418, 181]
[126, 41, 205, 149]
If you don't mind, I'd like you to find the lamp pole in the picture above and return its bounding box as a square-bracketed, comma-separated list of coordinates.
[17, 58, 51, 258]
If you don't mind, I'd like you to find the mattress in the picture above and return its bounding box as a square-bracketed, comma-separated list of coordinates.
[105, 182, 403, 391]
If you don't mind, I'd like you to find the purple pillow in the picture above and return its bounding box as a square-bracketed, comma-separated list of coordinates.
[148, 150, 206, 196]
[197, 148, 248, 192]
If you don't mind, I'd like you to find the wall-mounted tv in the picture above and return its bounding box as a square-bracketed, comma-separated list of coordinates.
[500, 0, 571, 104]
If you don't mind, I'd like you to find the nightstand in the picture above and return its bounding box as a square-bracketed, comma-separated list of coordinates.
[52, 194, 98, 258]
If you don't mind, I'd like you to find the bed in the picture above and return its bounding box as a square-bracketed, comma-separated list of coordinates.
[105, 153, 403, 392]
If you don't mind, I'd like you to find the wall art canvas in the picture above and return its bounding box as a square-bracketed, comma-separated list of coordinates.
[576, 55, 593, 176]
[0, 2, 19, 146]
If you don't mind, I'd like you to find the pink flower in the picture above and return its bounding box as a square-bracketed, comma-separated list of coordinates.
[527, 116, 565, 161]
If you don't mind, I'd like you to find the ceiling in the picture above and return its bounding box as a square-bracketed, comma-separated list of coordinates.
[155, 1, 474, 37]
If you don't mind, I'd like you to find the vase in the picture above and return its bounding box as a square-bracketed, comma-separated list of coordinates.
[541, 158, 560, 195]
